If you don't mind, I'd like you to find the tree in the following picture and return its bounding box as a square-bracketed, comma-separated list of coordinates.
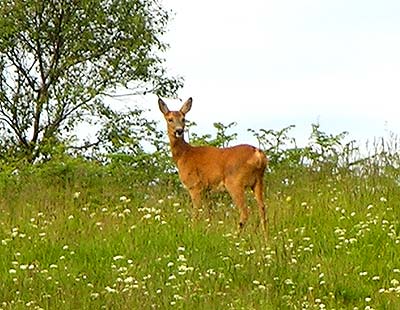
[0, 0, 182, 162]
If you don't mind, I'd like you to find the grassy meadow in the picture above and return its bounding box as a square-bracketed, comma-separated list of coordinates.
[0, 129, 400, 309]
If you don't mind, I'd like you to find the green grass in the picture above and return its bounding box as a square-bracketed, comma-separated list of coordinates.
[0, 160, 399, 309]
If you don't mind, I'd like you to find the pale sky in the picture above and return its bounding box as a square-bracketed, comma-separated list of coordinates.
[147, 0, 400, 147]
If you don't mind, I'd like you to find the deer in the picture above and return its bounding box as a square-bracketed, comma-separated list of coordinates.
[158, 97, 268, 237]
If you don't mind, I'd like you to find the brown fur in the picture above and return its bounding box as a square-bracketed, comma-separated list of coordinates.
[158, 97, 268, 236]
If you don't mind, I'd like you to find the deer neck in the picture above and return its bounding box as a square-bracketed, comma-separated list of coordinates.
[168, 133, 191, 163]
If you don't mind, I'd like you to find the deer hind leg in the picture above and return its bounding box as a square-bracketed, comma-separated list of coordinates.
[252, 176, 268, 239]
[225, 181, 248, 231]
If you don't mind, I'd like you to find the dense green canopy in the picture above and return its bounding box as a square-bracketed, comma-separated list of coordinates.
[0, 0, 182, 161]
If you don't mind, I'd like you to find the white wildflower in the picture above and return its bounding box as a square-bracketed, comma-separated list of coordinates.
[124, 277, 134, 283]
[105, 286, 117, 293]
[284, 278, 294, 285]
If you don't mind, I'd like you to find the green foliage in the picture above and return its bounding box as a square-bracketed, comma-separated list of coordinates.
[186, 120, 212, 146]
[248, 123, 363, 173]
[0, 0, 182, 162]
[306, 123, 357, 168]
[211, 122, 238, 147]
[248, 125, 299, 167]
[94, 105, 162, 155]
[189, 121, 238, 147]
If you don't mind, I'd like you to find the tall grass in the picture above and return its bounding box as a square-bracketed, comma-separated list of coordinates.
[0, 128, 399, 309]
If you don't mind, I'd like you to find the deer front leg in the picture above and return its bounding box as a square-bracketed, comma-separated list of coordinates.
[188, 187, 202, 221]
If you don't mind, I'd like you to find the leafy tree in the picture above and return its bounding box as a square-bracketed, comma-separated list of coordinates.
[0, 0, 182, 162]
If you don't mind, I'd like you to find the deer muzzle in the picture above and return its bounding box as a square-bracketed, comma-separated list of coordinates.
[175, 128, 184, 138]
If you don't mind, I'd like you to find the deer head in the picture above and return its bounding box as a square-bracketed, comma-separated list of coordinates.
[158, 98, 192, 138]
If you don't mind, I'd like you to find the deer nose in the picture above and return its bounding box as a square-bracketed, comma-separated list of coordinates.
[175, 128, 184, 137]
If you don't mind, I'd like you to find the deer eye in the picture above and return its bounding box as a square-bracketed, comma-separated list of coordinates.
[168, 119, 173, 123]
[182, 118, 186, 122]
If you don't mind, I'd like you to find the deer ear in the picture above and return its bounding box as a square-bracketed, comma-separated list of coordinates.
[158, 98, 170, 115]
[180, 97, 192, 114]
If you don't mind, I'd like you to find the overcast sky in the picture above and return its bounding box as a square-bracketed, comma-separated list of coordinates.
[145, 0, 400, 146]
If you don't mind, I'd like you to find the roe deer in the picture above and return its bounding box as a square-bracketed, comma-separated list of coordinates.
[158, 97, 268, 236]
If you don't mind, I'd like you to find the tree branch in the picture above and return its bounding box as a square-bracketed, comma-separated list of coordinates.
[6, 49, 37, 91]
